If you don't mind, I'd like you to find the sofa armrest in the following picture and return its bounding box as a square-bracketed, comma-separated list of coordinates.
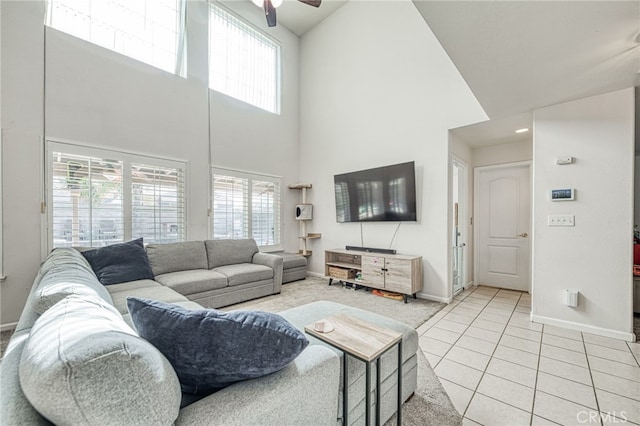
[175, 345, 340, 426]
[252, 252, 283, 293]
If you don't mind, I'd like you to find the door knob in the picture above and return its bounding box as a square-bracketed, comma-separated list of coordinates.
[519, 232, 528, 238]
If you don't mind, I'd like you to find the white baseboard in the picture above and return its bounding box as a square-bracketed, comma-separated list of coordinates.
[530, 314, 636, 343]
[1, 322, 17, 332]
[416, 292, 452, 304]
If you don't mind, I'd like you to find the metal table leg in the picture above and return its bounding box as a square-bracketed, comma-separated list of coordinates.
[365, 361, 371, 425]
[343, 353, 348, 425]
[376, 358, 381, 426]
[397, 341, 403, 425]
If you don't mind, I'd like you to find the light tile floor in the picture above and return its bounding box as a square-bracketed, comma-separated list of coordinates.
[417, 286, 640, 426]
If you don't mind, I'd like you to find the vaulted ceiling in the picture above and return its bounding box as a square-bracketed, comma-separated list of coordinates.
[275, 0, 640, 147]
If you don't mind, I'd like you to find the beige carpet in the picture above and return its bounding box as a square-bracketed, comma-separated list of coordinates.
[226, 276, 444, 329]
[227, 276, 462, 426]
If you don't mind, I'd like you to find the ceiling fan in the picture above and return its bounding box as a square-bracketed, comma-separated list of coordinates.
[251, 0, 321, 28]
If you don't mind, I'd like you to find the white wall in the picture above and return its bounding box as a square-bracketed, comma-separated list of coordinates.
[1, 0, 46, 329]
[473, 139, 533, 168]
[0, 0, 301, 327]
[532, 88, 635, 341]
[299, 0, 487, 302]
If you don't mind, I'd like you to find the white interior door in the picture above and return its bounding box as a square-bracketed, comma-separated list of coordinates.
[475, 163, 531, 292]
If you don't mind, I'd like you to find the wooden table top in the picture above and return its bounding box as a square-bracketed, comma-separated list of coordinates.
[304, 313, 403, 362]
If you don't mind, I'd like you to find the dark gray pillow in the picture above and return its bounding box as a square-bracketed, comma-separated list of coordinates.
[126, 297, 309, 394]
[82, 238, 154, 285]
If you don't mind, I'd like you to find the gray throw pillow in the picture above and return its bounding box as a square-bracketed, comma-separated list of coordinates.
[127, 297, 309, 394]
[82, 238, 154, 285]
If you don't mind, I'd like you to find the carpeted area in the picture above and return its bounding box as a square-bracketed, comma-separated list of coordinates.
[224, 275, 444, 329]
[1, 330, 11, 358]
[384, 350, 463, 426]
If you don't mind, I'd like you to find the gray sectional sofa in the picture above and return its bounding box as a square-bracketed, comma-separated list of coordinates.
[144, 239, 283, 309]
[0, 243, 418, 425]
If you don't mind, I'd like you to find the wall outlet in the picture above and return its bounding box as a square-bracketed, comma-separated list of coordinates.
[548, 214, 575, 226]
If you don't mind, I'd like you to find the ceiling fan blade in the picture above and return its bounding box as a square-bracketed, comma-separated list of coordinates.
[298, 0, 321, 7]
[264, 0, 277, 27]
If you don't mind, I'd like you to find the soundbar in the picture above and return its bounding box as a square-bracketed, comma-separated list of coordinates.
[345, 245, 396, 255]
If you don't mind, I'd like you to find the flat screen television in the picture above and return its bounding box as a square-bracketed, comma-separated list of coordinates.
[334, 161, 417, 223]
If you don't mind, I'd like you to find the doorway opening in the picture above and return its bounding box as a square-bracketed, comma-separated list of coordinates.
[452, 157, 468, 296]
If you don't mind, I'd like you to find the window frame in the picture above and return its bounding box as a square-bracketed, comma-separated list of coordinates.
[45, 0, 187, 76]
[46, 140, 188, 250]
[208, 1, 282, 114]
[211, 167, 282, 252]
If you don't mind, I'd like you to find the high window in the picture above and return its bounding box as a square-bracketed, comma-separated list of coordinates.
[209, 3, 281, 114]
[48, 141, 186, 249]
[211, 168, 281, 250]
[45, 0, 185, 75]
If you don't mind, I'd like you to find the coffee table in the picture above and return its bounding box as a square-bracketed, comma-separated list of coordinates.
[304, 313, 403, 426]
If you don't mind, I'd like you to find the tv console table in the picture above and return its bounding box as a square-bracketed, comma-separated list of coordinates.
[324, 249, 423, 303]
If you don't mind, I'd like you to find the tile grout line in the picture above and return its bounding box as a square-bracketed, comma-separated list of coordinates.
[529, 318, 544, 426]
[460, 288, 520, 423]
[581, 331, 604, 426]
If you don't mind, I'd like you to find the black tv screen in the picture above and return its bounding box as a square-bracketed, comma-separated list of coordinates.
[334, 161, 417, 223]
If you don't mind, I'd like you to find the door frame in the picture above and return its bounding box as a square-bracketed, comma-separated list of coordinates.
[473, 161, 532, 293]
[451, 155, 469, 296]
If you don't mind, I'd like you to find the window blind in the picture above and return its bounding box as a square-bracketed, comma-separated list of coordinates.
[49, 142, 187, 249]
[211, 168, 281, 250]
[131, 163, 185, 244]
[251, 179, 280, 247]
[212, 174, 249, 240]
[51, 152, 125, 247]
[46, 0, 185, 75]
[209, 3, 280, 113]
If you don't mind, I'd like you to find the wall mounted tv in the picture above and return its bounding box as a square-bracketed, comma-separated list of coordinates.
[334, 161, 417, 223]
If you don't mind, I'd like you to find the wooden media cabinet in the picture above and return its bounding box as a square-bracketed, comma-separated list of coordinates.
[324, 249, 423, 303]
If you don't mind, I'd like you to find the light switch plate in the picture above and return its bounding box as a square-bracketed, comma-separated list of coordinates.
[548, 215, 575, 226]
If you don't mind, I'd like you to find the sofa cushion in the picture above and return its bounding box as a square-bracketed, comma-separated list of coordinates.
[109, 282, 189, 315]
[127, 297, 309, 394]
[19, 295, 181, 426]
[205, 239, 258, 269]
[81, 238, 155, 285]
[32, 248, 113, 314]
[155, 269, 228, 295]
[213, 263, 273, 287]
[276, 252, 308, 269]
[146, 241, 208, 276]
[104, 278, 161, 294]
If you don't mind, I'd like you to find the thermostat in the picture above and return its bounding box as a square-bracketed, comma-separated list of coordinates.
[551, 188, 575, 201]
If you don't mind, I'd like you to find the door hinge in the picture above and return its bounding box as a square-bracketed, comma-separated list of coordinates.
[40, 202, 46, 214]
[470, 217, 473, 226]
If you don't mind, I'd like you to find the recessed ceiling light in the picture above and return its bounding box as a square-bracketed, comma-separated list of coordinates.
[515, 128, 529, 134]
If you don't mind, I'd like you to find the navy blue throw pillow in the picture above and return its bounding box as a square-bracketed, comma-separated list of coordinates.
[82, 238, 154, 285]
[126, 297, 309, 394]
